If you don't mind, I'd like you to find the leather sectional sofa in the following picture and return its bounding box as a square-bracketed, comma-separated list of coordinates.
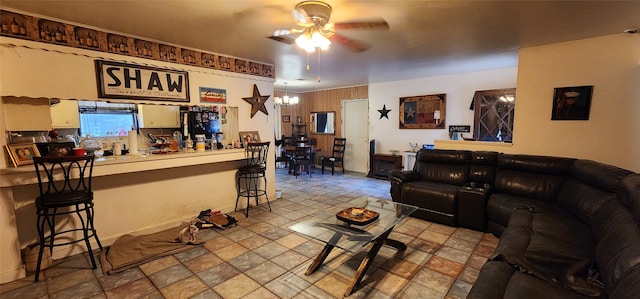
[389, 149, 640, 298]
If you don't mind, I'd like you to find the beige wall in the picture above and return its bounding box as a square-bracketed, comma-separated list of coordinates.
[437, 34, 640, 172]
[0, 37, 275, 282]
[514, 34, 639, 171]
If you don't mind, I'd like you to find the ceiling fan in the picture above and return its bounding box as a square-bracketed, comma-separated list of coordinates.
[267, 1, 389, 53]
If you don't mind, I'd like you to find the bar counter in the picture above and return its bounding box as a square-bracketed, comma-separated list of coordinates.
[0, 148, 275, 283]
[0, 149, 246, 187]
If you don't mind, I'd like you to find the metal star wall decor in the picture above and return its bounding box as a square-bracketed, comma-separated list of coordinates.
[242, 84, 270, 118]
[377, 104, 391, 119]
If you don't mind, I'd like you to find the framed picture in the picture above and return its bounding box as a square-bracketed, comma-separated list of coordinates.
[551, 86, 593, 120]
[282, 115, 291, 123]
[238, 131, 261, 148]
[5, 143, 41, 167]
[399, 93, 446, 129]
[199, 87, 227, 103]
[46, 142, 75, 157]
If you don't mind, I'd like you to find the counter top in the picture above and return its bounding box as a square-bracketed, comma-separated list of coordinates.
[0, 149, 246, 187]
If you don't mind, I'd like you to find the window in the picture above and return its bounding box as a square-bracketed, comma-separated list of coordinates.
[78, 101, 138, 137]
[472, 88, 516, 142]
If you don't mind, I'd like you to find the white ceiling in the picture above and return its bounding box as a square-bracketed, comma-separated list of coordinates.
[1, 1, 639, 92]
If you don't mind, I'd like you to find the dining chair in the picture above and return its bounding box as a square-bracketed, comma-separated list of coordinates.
[291, 145, 313, 178]
[321, 137, 347, 175]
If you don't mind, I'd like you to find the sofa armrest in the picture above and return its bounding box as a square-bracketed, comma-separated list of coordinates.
[389, 170, 421, 202]
[389, 170, 421, 183]
[458, 183, 493, 230]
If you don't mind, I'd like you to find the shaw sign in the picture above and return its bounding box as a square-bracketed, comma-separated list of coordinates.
[95, 60, 190, 102]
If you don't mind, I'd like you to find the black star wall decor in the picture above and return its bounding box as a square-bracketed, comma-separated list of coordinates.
[377, 104, 391, 119]
[242, 84, 270, 118]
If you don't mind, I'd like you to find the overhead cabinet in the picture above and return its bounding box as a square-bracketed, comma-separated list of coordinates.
[50, 100, 80, 128]
[138, 105, 180, 128]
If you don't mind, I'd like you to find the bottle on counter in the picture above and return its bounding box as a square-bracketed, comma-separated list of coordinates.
[184, 136, 194, 153]
[172, 131, 183, 151]
[195, 134, 205, 152]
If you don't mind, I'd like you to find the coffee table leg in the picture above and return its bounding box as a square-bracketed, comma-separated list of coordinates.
[344, 228, 394, 297]
[306, 243, 335, 275]
[305, 232, 343, 275]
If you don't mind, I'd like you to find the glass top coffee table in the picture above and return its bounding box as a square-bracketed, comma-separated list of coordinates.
[289, 197, 419, 297]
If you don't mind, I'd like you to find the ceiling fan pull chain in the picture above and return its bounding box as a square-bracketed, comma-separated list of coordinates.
[317, 50, 321, 82]
[306, 52, 310, 71]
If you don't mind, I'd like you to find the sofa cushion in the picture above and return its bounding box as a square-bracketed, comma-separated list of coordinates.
[487, 193, 565, 230]
[400, 181, 459, 225]
[414, 149, 471, 186]
[591, 200, 640, 296]
[468, 261, 594, 299]
[608, 264, 640, 299]
[618, 173, 640, 220]
[469, 151, 498, 184]
[557, 160, 632, 223]
[491, 208, 603, 297]
[494, 154, 574, 202]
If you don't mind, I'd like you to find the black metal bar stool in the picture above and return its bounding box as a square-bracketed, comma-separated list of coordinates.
[235, 142, 271, 217]
[32, 155, 102, 281]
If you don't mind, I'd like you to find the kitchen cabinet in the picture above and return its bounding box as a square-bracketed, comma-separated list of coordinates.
[138, 105, 180, 128]
[3, 97, 52, 131]
[51, 100, 80, 128]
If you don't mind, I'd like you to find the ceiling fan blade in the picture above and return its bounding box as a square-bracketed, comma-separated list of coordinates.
[293, 6, 309, 25]
[333, 19, 389, 31]
[272, 28, 304, 37]
[268, 34, 296, 45]
[328, 33, 371, 52]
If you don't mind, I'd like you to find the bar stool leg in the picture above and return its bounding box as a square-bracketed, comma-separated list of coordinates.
[34, 212, 47, 282]
[77, 203, 97, 269]
[262, 171, 271, 212]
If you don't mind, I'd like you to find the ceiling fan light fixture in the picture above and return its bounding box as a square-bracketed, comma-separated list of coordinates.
[295, 31, 316, 52]
[295, 29, 331, 52]
[311, 31, 331, 50]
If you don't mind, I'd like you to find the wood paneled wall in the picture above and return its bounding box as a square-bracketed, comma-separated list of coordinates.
[277, 85, 368, 158]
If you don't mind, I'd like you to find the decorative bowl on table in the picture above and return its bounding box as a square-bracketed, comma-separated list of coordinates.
[336, 207, 380, 226]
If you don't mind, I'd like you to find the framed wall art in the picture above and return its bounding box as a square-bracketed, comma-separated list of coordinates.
[5, 143, 41, 167]
[551, 86, 593, 120]
[95, 60, 190, 102]
[399, 94, 446, 129]
[282, 115, 291, 123]
[199, 87, 227, 103]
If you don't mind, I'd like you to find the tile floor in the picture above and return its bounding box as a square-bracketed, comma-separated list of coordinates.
[0, 167, 498, 299]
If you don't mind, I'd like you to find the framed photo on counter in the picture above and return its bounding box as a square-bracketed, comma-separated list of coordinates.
[239, 131, 261, 148]
[5, 143, 41, 167]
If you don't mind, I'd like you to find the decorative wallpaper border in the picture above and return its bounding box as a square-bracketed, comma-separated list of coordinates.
[0, 9, 275, 78]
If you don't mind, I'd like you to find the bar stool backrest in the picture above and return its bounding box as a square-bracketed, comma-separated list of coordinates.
[245, 142, 270, 167]
[33, 155, 95, 197]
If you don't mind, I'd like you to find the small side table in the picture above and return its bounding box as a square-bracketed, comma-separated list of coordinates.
[371, 154, 402, 180]
[457, 182, 492, 231]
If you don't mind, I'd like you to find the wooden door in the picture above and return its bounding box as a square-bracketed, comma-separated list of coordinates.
[342, 99, 369, 173]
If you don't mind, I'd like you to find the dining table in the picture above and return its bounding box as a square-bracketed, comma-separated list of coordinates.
[283, 146, 322, 175]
